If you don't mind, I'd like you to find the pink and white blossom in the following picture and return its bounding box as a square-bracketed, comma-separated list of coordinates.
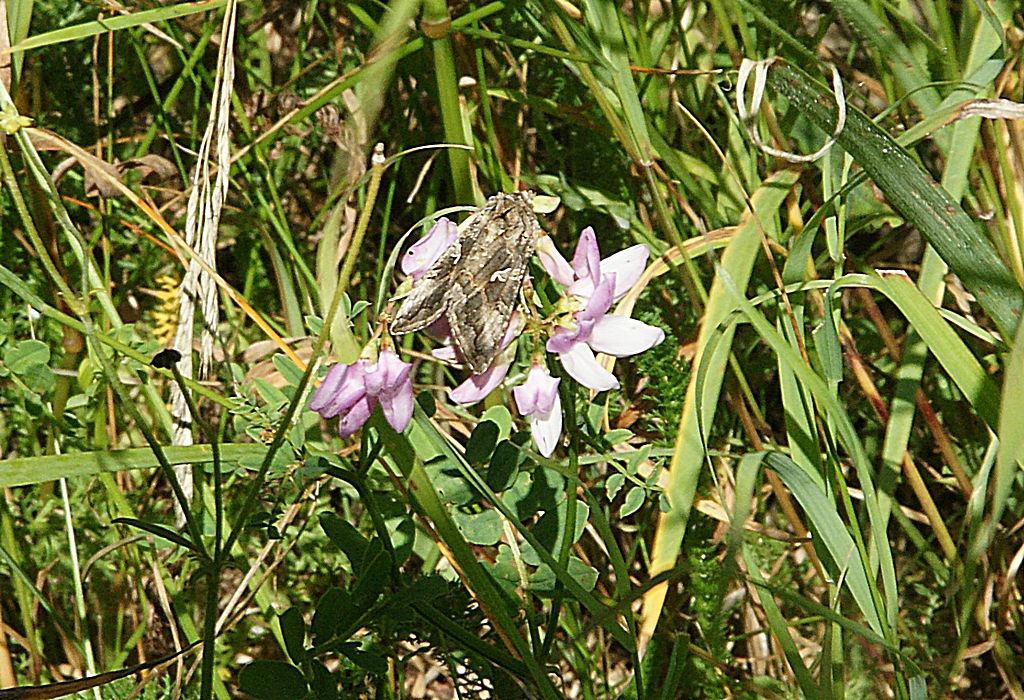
[513, 364, 562, 457]
[541, 227, 664, 391]
[310, 348, 414, 437]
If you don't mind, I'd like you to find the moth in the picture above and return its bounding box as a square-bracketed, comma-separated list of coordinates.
[390, 191, 541, 374]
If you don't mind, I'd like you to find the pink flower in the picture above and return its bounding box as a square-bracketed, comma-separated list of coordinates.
[513, 364, 562, 457]
[401, 217, 459, 280]
[310, 348, 414, 438]
[540, 227, 664, 391]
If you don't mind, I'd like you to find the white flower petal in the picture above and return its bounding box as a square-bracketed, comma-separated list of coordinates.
[513, 364, 560, 415]
[558, 342, 619, 391]
[601, 244, 649, 300]
[588, 316, 665, 357]
[529, 393, 563, 457]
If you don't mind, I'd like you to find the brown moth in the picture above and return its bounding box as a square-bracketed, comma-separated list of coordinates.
[390, 192, 541, 373]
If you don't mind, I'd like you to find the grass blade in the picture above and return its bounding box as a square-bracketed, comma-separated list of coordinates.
[766, 62, 1023, 339]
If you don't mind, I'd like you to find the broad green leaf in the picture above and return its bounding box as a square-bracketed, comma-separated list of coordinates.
[351, 539, 391, 608]
[763, 452, 884, 635]
[643, 170, 799, 636]
[237, 660, 307, 700]
[311, 588, 351, 643]
[319, 513, 369, 569]
[486, 440, 521, 492]
[619, 486, 645, 518]
[277, 608, 306, 664]
[456, 508, 503, 546]
[767, 62, 1023, 339]
[465, 420, 500, 464]
[337, 642, 388, 675]
[3, 339, 49, 372]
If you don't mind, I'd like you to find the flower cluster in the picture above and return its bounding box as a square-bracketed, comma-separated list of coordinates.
[311, 214, 664, 456]
[309, 348, 413, 438]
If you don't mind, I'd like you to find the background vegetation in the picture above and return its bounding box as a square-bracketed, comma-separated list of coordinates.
[1, 0, 1022, 697]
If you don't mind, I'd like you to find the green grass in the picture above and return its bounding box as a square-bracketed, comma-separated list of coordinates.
[1, 0, 1022, 698]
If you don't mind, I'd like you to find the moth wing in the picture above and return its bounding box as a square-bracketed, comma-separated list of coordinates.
[390, 243, 459, 334]
[446, 193, 538, 373]
[446, 281, 518, 374]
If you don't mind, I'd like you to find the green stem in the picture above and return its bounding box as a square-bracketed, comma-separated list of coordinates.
[423, 0, 476, 204]
[221, 147, 388, 558]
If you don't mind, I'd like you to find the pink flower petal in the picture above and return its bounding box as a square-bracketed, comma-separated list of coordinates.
[380, 380, 414, 433]
[310, 363, 351, 412]
[571, 227, 601, 285]
[588, 316, 665, 357]
[512, 365, 560, 415]
[372, 349, 411, 395]
[578, 273, 616, 324]
[449, 360, 511, 405]
[315, 361, 370, 418]
[601, 244, 649, 300]
[546, 323, 581, 355]
[401, 217, 458, 279]
[558, 342, 619, 391]
[337, 395, 375, 438]
[498, 312, 524, 351]
[536, 236, 574, 286]
[529, 392, 562, 457]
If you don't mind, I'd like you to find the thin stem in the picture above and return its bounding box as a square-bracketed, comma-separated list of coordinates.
[221, 145, 388, 558]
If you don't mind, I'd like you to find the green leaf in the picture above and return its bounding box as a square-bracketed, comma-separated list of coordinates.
[486, 440, 521, 492]
[237, 660, 307, 700]
[767, 62, 1023, 339]
[457, 508, 503, 546]
[604, 428, 633, 445]
[645, 171, 799, 636]
[351, 539, 390, 608]
[480, 405, 513, 438]
[388, 517, 415, 565]
[319, 513, 368, 569]
[521, 502, 589, 567]
[619, 486, 646, 518]
[465, 420, 500, 464]
[0, 444, 274, 488]
[337, 642, 388, 675]
[3, 339, 50, 372]
[111, 517, 199, 553]
[763, 452, 884, 635]
[278, 608, 306, 664]
[311, 587, 351, 642]
[606, 473, 625, 501]
[6, 0, 229, 53]
[526, 556, 598, 595]
[502, 467, 566, 522]
[272, 353, 305, 388]
[309, 660, 338, 700]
